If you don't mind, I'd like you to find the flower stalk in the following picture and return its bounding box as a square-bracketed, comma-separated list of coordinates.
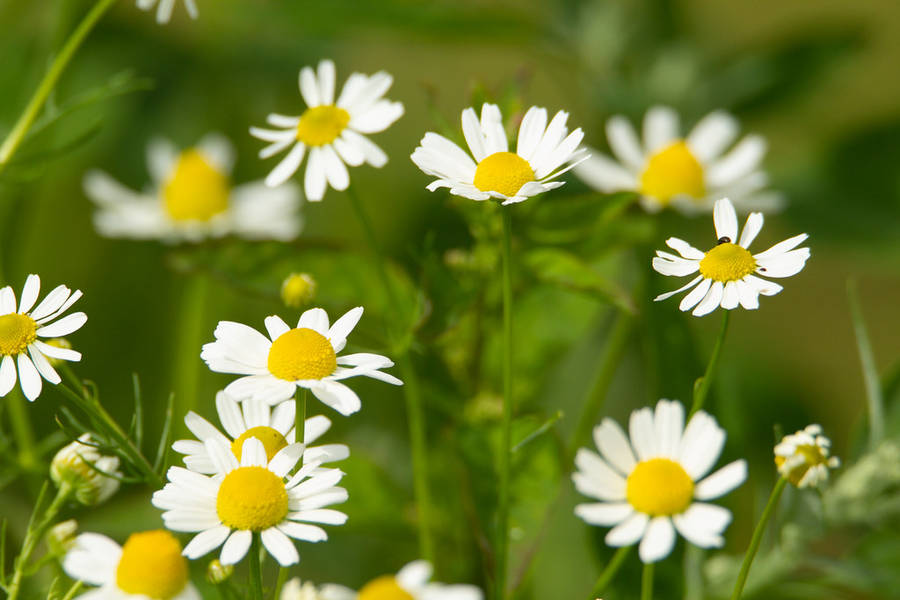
[496, 206, 514, 600]
[690, 309, 730, 417]
[730, 476, 788, 600]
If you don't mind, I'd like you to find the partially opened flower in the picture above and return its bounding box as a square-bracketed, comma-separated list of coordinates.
[411, 103, 586, 205]
[574, 106, 780, 213]
[652, 197, 810, 316]
[50, 434, 122, 506]
[63, 530, 199, 600]
[136, 0, 198, 24]
[250, 59, 403, 200]
[775, 424, 840, 489]
[573, 400, 747, 563]
[201, 307, 402, 415]
[0, 274, 85, 401]
[152, 437, 348, 567]
[84, 134, 301, 243]
[282, 578, 324, 600]
[320, 560, 483, 600]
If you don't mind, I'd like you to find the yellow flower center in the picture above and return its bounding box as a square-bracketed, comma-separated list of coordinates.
[0, 313, 37, 356]
[115, 530, 189, 600]
[216, 466, 288, 531]
[231, 426, 289, 462]
[163, 149, 230, 222]
[267, 327, 336, 381]
[296, 105, 351, 146]
[698, 242, 757, 282]
[775, 444, 828, 486]
[358, 576, 414, 600]
[626, 458, 694, 516]
[281, 273, 316, 309]
[473, 151, 535, 197]
[639, 140, 705, 204]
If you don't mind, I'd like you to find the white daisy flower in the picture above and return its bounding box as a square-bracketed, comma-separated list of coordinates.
[63, 529, 200, 600]
[172, 391, 349, 473]
[652, 197, 810, 317]
[319, 560, 483, 600]
[573, 400, 747, 563]
[0, 274, 85, 402]
[84, 134, 302, 243]
[136, 0, 198, 24]
[250, 59, 403, 200]
[411, 103, 587, 205]
[574, 106, 781, 213]
[152, 437, 348, 567]
[774, 424, 840, 489]
[200, 307, 402, 416]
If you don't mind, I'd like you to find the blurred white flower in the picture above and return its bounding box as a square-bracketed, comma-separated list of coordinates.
[136, 0, 198, 24]
[774, 424, 840, 488]
[50, 434, 121, 506]
[282, 578, 325, 600]
[320, 560, 483, 600]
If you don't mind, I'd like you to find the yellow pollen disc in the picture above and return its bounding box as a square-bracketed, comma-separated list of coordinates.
[626, 458, 694, 516]
[358, 576, 414, 600]
[473, 151, 535, 197]
[698, 243, 757, 283]
[163, 149, 230, 222]
[775, 444, 827, 486]
[216, 466, 288, 531]
[115, 530, 189, 600]
[267, 327, 336, 381]
[232, 426, 288, 462]
[296, 105, 351, 146]
[0, 313, 37, 356]
[639, 140, 705, 204]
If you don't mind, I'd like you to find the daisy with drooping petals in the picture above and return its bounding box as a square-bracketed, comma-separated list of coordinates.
[0, 274, 85, 401]
[652, 197, 810, 317]
[152, 437, 348, 567]
[411, 103, 587, 205]
[775, 424, 840, 489]
[201, 307, 402, 415]
[136, 0, 197, 24]
[573, 400, 747, 563]
[84, 134, 301, 243]
[320, 560, 483, 600]
[574, 106, 781, 213]
[63, 529, 200, 600]
[250, 59, 403, 200]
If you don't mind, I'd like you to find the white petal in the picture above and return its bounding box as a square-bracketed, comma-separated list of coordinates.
[713, 198, 738, 243]
[666, 238, 705, 260]
[694, 459, 747, 500]
[320, 145, 349, 191]
[261, 528, 299, 566]
[17, 354, 42, 401]
[755, 248, 810, 278]
[516, 106, 548, 161]
[654, 275, 703, 303]
[738, 213, 764, 248]
[269, 443, 304, 478]
[327, 307, 363, 343]
[573, 449, 626, 501]
[310, 381, 361, 416]
[629, 407, 657, 460]
[652, 254, 700, 277]
[678, 411, 725, 480]
[574, 502, 633, 526]
[753, 233, 808, 260]
[720, 281, 740, 310]
[299, 66, 321, 107]
[605, 512, 649, 547]
[736, 279, 759, 310]
[653, 400, 684, 458]
[744, 274, 783, 296]
[643, 106, 679, 153]
[639, 517, 676, 563]
[28, 346, 60, 385]
[36, 312, 87, 338]
[606, 116, 644, 170]
[18, 274, 40, 314]
[692, 281, 724, 317]
[479, 104, 507, 155]
[183, 526, 230, 559]
[304, 147, 328, 201]
[461, 107, 487, 162]
[574, 151, 637, 192]
[706, 135, 766, 187]
[264, 315, 291, 341]
[219, 530, 252, 565]
[240, 437, 267, 467]
[297, 308, 330, 334]
[593, 419, 637, 474]
[673, 503, 731, 548]
[317, 60, 336, 106]
[0, 355, 17, 396]
[397, 560, 433, 589]
[679, 278, 711, 312]
[266, 142, 306, 188]
[278, 521, 327, 542]
[686, 111, 738, 162]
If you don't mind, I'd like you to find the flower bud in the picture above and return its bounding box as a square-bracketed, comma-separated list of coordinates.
[206, 559, 233, 584]
[281, 273, 316, 309]
[47, 519, 78, 554]
[50, 434, 122, 506]
[774, 424, 840, 489]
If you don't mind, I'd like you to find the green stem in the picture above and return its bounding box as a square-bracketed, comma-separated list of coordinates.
[171, 274, 209, 416]
[296, 387, 307, 446]
[690, 310, 731, 417]
[847, 280, 885, 449]
[249, 534, 263, 600]
[730, 477, 788, 600]
[641, 562, 655, 600]
[0, 0, 119, 170]
[6, 388, 37, 474]
[590, 545, 631, 598]
[683, 545, 704, 600]
[273, 566, 289, 600]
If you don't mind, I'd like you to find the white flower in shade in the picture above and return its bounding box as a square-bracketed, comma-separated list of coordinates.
[0, 274, 85, 401]
[63, 530, 199, 600]
[84, 134, 301, 243]
[411, 103, 587, 205]
[282, 578, 324, 600]
[172, 391, 349, 473]
[136, 0, 197, 24]
[320, 560, 483, 600]
[774, 424, 840, 489]
[250, 59, 403, 200]
[50, 434, 122, 506]
[652, 197, 810, 317]
[573, 400, 747, 563]
[574, 106, 781, 213]
[152, 437, 348, 567]
[201, 307, 402, 416]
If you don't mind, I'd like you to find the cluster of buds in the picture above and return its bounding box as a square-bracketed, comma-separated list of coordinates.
[50, 434, 122, 506]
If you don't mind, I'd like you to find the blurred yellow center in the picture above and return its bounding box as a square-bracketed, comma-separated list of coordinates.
[639, 140, 705, 204]
[216, 466, 288, 531]
[268, 327, 336, 381]
[699, 243, 756, 282]
[358, 576, 414, 600]
[231, 426, 288, 462]
[281, 273, 316, 309]
[163, 150, 229, 222]
[115, 530, 189, 600]
[0, 313, 36, 356]
[775, 444, 828, 486]
[296, 105, 350, 146]
[626, 458, 694, 516]
[473, 151, 535, 197]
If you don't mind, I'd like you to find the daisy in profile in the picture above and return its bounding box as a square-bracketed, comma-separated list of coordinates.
[320, 560, 483, 600]
[775, 424, 840, 489]
[201, 307, 402, 415]
[63, 529, 199, 600]
[411, 103, 586, 205]
[152, 437, 348, 567]
[84, 134, 301, 243]
[136, 0, 197, 24]
[652, 197, 810, 316]
[250, 59, 403, 200]
[0, 274, 85, 401]
[574, 106, 780, 213]
[573, 400, 747, 563]
[172, 391, 349, 473]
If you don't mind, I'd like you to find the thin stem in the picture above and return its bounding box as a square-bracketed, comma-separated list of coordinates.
[590, 545, 631, 598]
[6, 388, 37, 473]
[690, 310, 731, 417]
[249, 534, 263, 600]
[847, 279, 885, 449]
[273, 566, 290, 600]
[640, 562, 655, 600]
[730, 477, 788, 600]
[496, 207, 514, 600]
[296, 387, 307, 446]
[171, 273, 209, 416]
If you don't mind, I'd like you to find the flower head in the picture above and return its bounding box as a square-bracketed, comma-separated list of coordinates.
[282, 578, 325, 600]
[51, 434, 122, 506]
[319, 560, 483, 600]
[411, 103, 586, 205]
[282, 273, 317, 309]
[774, 424, 840, 488]
[652, 197, 810, 316]
[573, 400, 747, 563]
[206, 559, 234, 584]
[136, 0, 198, 24]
